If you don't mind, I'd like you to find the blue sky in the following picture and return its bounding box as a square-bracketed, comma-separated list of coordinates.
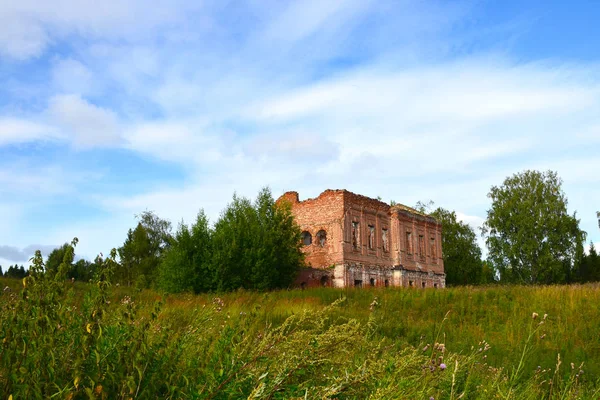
[1, 0, 599, 265]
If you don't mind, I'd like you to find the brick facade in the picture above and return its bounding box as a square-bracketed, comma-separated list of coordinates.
[278, 190, 445, 289]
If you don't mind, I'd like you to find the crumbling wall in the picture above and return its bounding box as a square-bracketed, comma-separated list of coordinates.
[280, 189, 446, 289]
[279, 190, 346, 269]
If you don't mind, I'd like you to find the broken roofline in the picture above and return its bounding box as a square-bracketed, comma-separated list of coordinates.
[279, 189, 439, 222]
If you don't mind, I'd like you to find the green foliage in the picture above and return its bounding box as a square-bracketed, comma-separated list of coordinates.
[413, 201, 489, 285]
[430, 207, 487, 285]
[482, 170, 585, 284]
[577, 242, 600, 283]
[157, 210, 213, 293]
[118, 211, 173, 287]
[210, 187, 303, 291]
[45, 243, 70, 277]
[3, 265, 27, 279]
[2, 267, 600, 399]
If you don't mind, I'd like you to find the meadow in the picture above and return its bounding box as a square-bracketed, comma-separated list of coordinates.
[1, 272, 599, 399]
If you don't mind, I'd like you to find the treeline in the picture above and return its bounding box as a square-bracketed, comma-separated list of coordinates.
[37, 188, 303, 293]
[414, 170, 598, 286]
[0, 265, 27, 279]
[8, 169, 599, 289]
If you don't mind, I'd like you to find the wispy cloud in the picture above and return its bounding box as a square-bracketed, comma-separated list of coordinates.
[1, 0, 599, 263]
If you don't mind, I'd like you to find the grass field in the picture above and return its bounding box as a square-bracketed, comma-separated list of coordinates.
[1, 276, 599, 398]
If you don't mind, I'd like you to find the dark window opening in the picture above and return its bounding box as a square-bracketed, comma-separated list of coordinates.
[434, 283, 438, 289]
[409, 280, 414, 287]
[300, 282, 307, 290]
[422, 281, 426, 288]
[320, 275, 329, 287]
[352, 222, 360, 250]
[369, 278, 375, 287]
[354, 279, 362, 287]
[384, 279, 389, 287]
[302, 231, 312, 246]
[317, 230, 327, 247]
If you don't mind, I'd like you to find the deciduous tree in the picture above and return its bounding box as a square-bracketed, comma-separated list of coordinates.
[211, 187, 303, 291]
[429, 207, 485, 285]
[118, 211, 173, 287]
[157, 211, 213, 293]
[482, 170, 585, 284]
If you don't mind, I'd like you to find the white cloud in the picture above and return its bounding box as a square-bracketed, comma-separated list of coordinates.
[0, 118, 58, 145]
[123, 120, 224, 164]
[47, 94, 122, 148]
[2, 0, 600, 259]
[0, 0, 203, 60]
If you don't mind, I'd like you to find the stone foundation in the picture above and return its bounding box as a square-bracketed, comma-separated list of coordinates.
[295, 265, 445, 289]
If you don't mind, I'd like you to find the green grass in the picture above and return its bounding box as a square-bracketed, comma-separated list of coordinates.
[149, 284, 600, 380]
[1, 275, 600, 399]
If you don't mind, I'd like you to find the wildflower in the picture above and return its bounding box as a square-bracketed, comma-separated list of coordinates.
[532, 312, 538, 320]
[543, 313, 548, 320]
[439, 363, 447, 370]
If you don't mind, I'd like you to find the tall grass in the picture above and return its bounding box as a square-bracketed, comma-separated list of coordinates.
[1, 271, 599, 399]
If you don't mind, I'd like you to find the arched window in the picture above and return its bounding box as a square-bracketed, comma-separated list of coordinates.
[316, 230, 327, 247]
[302, 231, 312, 246]
[384, 279, 389, 287]
[369, 278, 375, 287]
[320, 275, 329, 287]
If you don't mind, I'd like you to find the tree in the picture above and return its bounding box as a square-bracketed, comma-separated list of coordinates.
[71, 259, 96, 282]
[482, 170, 585, 284]
[428, 207, 485, 285]
[157, 210, 213, 293]
[588, 242, 600, 282]
[5, 265, 27, 279]
[211, 187, 303, 291]
[0, 265, 3, 276]
[45, 244, 71, 277]
[118, 211, 173, 287]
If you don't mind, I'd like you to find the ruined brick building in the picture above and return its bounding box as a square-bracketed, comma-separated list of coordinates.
[278, 190, 445, 288]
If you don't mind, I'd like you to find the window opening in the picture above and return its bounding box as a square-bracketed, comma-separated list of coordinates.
[317, 230, 327, 247]
[382, 228, 389, 252]
[352, 222, 360, 250]
[302, 231, 312, 246]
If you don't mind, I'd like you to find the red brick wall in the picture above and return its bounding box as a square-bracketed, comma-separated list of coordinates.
[279, 190, 346, 268]
[278, 189, 445, 286]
